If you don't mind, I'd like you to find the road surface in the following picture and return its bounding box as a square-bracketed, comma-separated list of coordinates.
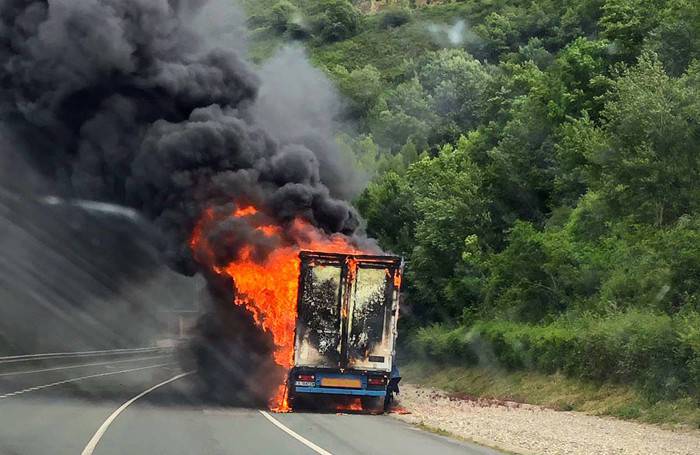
[0, 353, 501, 455]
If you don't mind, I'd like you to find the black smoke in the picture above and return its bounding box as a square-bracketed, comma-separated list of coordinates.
[0, 0, 362, 404]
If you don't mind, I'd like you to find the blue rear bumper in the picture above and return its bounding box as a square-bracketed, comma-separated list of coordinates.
[291, 370, 387, 397]
[294, 386, 385, 397]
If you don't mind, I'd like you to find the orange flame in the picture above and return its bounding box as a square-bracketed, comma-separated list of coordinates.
[190, 203, 366, 411]
[334, 397, 363, 412]
[234, 206, 259, 217]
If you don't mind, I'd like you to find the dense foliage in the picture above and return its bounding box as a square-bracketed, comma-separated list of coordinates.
[244, 0, 700, 405]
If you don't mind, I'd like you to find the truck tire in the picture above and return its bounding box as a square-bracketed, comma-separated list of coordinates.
[287, 391, 297, 410]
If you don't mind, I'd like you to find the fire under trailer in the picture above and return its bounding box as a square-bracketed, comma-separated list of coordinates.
[289, 251, 403, 412]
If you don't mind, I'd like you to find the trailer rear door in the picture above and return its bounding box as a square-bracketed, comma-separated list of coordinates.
[294, 259, 343, 368]
[294, 253, 401, 372]
[346, 264, 396, 371]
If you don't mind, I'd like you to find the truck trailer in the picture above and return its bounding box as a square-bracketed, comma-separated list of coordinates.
[288, 251, 403, 411]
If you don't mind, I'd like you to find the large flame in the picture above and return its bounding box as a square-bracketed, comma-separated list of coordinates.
[190, 203, 365, 411]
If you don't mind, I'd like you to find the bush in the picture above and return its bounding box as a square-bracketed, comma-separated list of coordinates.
[308, 0, 360, 43]
[409, 324, 479, 365]
[331, 64, 384, 117]
[406, 311, 700, 401]
[269, 1, 298, 33]
[582, 312, 683, 399]
[676, 312, 700, 397]
[485, 221, 579, 322]
[379, 8, 411, 29]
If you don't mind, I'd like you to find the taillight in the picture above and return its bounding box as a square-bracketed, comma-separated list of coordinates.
[367, 376, 386, 386]
[294, 373, 316, 387]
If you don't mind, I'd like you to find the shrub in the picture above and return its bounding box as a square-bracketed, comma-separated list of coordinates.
[676, 312, 700, 397]
[485, 222, 576, 322]
[379, 8, 411, 30]
[331, 64, 384, 116]
[409, 324, 479, 365]
[308, 0, 360, 43]
[406, 311, 699, 400]
[583, 312, 683, 399]
[269, 1, 298, 33]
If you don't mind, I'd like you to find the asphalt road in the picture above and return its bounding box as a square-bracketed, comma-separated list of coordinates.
[0, 355, 501, 455]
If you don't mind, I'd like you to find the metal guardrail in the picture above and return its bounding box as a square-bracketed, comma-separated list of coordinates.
[0, 347, 173, 365]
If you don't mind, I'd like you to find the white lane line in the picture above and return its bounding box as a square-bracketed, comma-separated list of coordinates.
[0, 347, 167, 363]
[259, 410, 334, 455]
[0, 354, 172, 377]
[81, 371, 194, 455]
[0, 363, 173, 400]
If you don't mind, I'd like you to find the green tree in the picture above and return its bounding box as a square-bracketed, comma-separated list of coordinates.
[406, 137, 490, 320]
[483, 73, 558, 227]
[331, 64, 384, 117]
[558, 0, 606, 43]
[514, 37, 554, 68]
[355, 171, 417, 255]
[476, 11, 520, 58]
[588, 53, 700, 226]
[409, 49, 493, 144]
[553, 113, 607, 205]
[268, 1, 299, 33]
[336, 133, 406, 178]
[368, 77, 437, 151]
[484, 221, 573, 322]
[307, 0, 360, 43]
[600, 0, 667, 61]
[648, 0, 700, 76]
[549, 37, 612, 119]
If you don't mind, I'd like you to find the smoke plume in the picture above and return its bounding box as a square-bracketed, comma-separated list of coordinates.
[0, 0, 362, 404]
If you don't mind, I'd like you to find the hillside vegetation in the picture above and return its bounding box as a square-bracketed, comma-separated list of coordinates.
[241, 0, 700, 426]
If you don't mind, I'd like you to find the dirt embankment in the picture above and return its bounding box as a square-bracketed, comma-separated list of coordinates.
[393, 384, 700, 455]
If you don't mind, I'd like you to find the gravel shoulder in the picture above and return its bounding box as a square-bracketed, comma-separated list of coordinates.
[392, 384, 700, 455]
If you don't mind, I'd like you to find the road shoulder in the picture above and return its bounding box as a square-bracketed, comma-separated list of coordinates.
[392, 384, 700, 455]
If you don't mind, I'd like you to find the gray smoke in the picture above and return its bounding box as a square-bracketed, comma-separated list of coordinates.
[0, 0, 363, 405]
[0, 146, 190, 354]
[426, 19, 481, 48]
[251, 46, 363, 200]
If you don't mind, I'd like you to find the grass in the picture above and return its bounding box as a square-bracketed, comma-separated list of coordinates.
[401, 361, 700, 429]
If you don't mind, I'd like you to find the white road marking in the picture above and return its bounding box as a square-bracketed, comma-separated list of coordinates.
[0, 354, 171, 377]
[259, 410, 334, 455]
[0, 363, 173, 399]
[0, 347, 167, 364]
[80, 371, 194, 455]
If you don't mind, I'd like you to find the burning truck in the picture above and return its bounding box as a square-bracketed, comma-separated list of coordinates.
[2, 0, 401, 415]
[190, 204, 402, 412]
[289, 252, 403, 412]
